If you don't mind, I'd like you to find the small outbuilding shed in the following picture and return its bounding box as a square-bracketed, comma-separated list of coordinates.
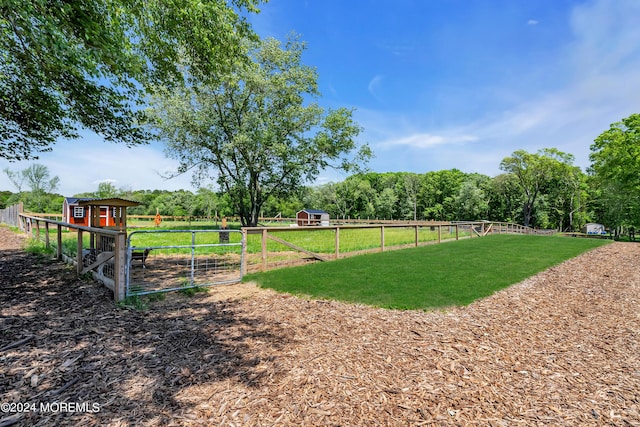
[62, 197, 140, 230]
[582, 223, 606, 235]
[296, 209, 330, 226]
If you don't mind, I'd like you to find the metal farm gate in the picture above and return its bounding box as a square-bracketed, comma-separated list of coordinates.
[126, 229, 244, 297]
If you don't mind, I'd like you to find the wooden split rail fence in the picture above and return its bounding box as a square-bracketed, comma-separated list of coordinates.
[1, 203, 552, 302]
[243, 221, 552, 272]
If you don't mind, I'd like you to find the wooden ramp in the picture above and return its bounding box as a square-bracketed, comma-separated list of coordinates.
[81, 251, 114, 274]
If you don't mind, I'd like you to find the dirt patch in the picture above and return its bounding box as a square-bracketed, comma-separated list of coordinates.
[128, 254, 244, 293]
[0, 225, 638, 426]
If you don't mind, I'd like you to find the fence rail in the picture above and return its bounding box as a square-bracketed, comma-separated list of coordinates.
[243, 221, 552, 272]
[11, 212, 127, 302]
[1, 202, 553, 303]
[126, 229, 245, 296]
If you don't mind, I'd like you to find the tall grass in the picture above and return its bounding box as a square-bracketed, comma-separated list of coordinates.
[24, 238, 55, 256]
[245, 234, 611, 310]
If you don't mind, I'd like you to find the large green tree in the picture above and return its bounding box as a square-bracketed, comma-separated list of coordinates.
[148, 36, 371, 226]
[544, 163, 585, 231]
[0, 0, 262, 160]
[375, 187, 398, 220]
[499, 148, 576, 227]
[3, 163, 61, 212]
[454, 174, 491, 221]
[420, 169, 467, 221]
[589, 113, 640, 235]
[4, 163, 59, 194]
[403, 173, 421, 221]
[486, 173, 523, 222]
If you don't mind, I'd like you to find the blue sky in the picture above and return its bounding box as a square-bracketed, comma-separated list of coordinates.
[1, 0, 639, 196]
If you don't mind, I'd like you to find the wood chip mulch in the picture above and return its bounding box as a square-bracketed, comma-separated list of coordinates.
[0, 226, 638, 426]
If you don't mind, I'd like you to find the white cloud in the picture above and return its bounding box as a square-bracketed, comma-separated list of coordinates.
[527, 19, 539, 25]
[367, 75, 385, 101]
[568, 0, 640, 77]
[377, 42, 415, 57]
[381, 133, 478, 149]
[357, 0, 640, 176]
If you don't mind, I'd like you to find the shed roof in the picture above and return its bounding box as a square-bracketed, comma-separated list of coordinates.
[64, 197, 94, 205]
[66, 197, 140, 207]
[298, 209, 328, 215]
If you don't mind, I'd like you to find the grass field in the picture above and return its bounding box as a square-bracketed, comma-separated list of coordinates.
[127, 220, 467, 255]
[244, 234, 612, 310]
[31, 218, 470, 258]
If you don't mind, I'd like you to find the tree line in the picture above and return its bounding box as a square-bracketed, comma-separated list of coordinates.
[4, 111, 640, 238]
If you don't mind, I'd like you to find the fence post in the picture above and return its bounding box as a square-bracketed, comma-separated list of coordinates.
[56, 224, 62, 260]
[455, 224, 459, 240]
[113, 232, 126, 302]
[76, 230, 83, 276]
[380, 225, 385, 252]
[335, 226, 340, 259]
[45, 222, 50, 248]
[438, 225, 442, 243]
[414, 225, 419, 246]
[241, 228, 247, 276]
[190, 232, 196, 286]
[261, 228, 267, 271]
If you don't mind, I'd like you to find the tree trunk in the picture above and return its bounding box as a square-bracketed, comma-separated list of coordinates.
[523, 203, 532, 227]
[250, 209, 259, 227]
[246, 200, 262, 227]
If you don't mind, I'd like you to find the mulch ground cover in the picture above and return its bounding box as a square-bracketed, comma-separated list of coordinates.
[0, 226, 639, 426]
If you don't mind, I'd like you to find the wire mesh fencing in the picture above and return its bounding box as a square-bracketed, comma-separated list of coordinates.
[126, 229, 244, 296]
[243, 223, 479, 272]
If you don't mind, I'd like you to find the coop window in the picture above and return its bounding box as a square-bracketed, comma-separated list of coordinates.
[73, 207, 84, 218]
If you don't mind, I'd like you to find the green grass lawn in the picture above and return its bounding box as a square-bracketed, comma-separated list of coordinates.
[244, 234, 612, 310]
[126, 221, 465, 255]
